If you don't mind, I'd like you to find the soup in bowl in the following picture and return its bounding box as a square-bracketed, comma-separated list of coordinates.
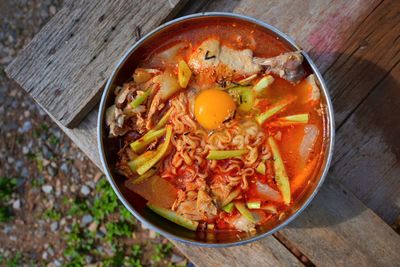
[98, 13, 334, 246]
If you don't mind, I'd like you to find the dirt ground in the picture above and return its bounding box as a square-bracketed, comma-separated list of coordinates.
[0, 1, 188, 266]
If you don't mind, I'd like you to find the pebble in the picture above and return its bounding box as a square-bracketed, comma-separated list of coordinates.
[55, 181, 61, 197]
[53, 260, 61, 267]
[86, 181, 95, 189]
[81, 214, 93, 227]
[42, 145, 53, 159]
[15, 160, 24, 169]
[37, 227, 45, 238]
[42, 251, 48, 260]
[149, 230, 157, 239]
[60, 144, 69, 154]
[85, 255, 93, 264]
[49, 5, 56, 15]
[7, 157, 14, 164]
[60, 162, 69, 173]
[80, 185, 90, 196]
[22, 146, 29, 154]
[50, 221, 59, 232]
[60, 218, 66, 226]
[12, 199, 21, 210]
[99, 225, 107, 234]
[11, 100, 18, 109]
[42, 159, 50, 167]
[42, 184, 53, 194]
[47, 165, 57, 177]
[171, 254, 184, 263]
[3, 225, 12, 234]
[70, 184, 77, 193]
[24, 110, 30, 118]
[64, 225, 72, 233]
[9, 236, 17, 241]
[47, 247, 55, 256]
[96, 230, 105, 239]
[20, 121, 32, 133]
[88, 221, 98, 232]
[96, 246, 104, 253]
[21, 167, 29, 178]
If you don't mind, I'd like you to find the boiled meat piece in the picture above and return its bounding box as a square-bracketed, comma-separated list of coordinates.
[189, 39, 261, 78]
[253, 51, 305, 83]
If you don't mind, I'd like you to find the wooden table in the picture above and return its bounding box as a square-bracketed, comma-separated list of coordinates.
[6, 0, 400, 266]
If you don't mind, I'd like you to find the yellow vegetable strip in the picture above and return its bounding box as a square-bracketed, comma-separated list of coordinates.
[130, 168, 157, 185]
[207, 149, 247, 160]
[221, 188, 241, 207]
[127, 150, 156, 172]
[235, 202, 255, 222]
[268, 137, 291, 205]
[270, 113, 309, 127]
[130, 128, 166, 153]
[178, 60, 192, 88]
[136, 126, 172, 175]
[222, 203, 234, 213]
[253, 75, 274, 94]
[256, 162, 266, 175]
[147, 203, 198, 231]
[153, 108, 172, 131]
[130, 88, 151, 109]
[256, 97, 295, 125]
[247, 201, 261, 209]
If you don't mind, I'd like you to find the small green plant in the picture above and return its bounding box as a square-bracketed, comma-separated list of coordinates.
[92, 178, 119, 221]
[63, 222, 96, 266]
[31, 176, 45, 188]
[103, 247, 125, 267]
[40, 122, 49, 133]
[124, 244, 143, 267]
[43, 208, 62, 221]
[63, 178, 138, 265]
[26, 152, 44, 172]
[68, 198, 89, 217]
[0, 177, 17, 222]
[48, 133, 60, 146]
[152, 242, 173, 263]
[0, 251, 22, 267]
[105, 221, 133, 242]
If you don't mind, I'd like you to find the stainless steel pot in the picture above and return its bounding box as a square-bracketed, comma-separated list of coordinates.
[98, 12, 335, 247]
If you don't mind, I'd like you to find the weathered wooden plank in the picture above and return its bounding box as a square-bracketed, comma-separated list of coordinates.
[331, 63, 400, 224]
[325, 0, 400, 125]
[280, 179, 400, 266]
[174, 238, 303, 267]
[234, 0, 380, 73]
[5, 0, 187, 127]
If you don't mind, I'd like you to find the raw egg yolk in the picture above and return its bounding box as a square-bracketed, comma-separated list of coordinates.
[194, 89, 236, 130]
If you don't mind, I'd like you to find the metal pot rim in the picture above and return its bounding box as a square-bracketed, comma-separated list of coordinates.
[97, 12, 335, 247]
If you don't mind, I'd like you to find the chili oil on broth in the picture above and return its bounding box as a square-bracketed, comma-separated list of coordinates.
[105, 18, 328, 235]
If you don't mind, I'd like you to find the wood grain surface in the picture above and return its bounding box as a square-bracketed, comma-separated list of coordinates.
[5, 0, 187, 127]
[326, 0, 400, 224]
[332, 63, 400, 224]
[6, 0, 400, 266]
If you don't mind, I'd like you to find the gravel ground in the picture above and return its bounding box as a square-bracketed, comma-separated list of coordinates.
[0, 1, 187, 266]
